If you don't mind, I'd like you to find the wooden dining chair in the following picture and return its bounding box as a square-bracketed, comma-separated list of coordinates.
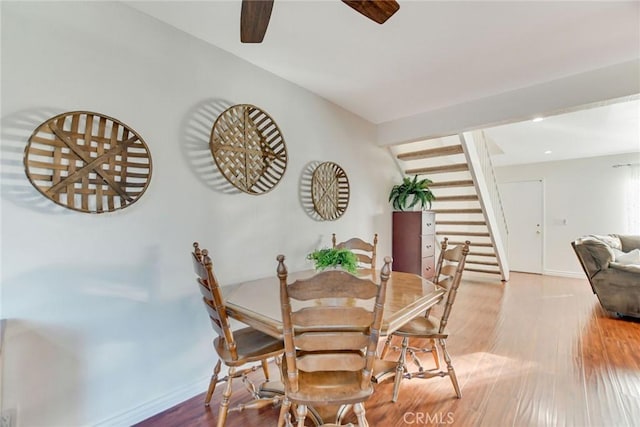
[378, 238, 470, 402]
[191, 242, 285, 427]
[332, 233, 378, 270]
[276, 254, 392, 427]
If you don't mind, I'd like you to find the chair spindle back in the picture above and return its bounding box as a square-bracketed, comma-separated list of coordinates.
[277, 254, 391, 393]
[434, 238, 470, 334]
[332, 233, 378, 270]
[192, 242, 237, 359]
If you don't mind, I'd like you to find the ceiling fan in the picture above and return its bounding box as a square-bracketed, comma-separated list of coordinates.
[240, 0, 400, 43]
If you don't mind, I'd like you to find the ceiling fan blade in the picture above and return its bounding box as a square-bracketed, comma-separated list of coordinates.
[342, 0, 400, 24]
[241, 0, 274, 43]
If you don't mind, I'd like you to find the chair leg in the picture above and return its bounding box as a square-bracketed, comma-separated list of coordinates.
[336, 404, 353, 425]
[296, 404, 308, 427]
[217, 366, 235, 427]
[261, 359, 270, 381]
[392, 337, 409, 403]
[353, 402, 369, 427]
[277, 397, 291, 427]
[439, 338, 461, 398]
[380, 335, 393, 359]
[205, 359, 222, 406]
[429, 338, 440, 370]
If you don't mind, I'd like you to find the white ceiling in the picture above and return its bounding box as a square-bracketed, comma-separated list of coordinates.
[125, 0, 640, 164]
[485, 98, 640, 166]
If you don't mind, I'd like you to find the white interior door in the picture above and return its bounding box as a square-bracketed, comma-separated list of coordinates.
[499, 180, 543, 274]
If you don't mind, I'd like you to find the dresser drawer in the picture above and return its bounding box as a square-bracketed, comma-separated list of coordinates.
[422, 211, 436, 235]
[422, 256, 435, 279]
[421, 235, 436, 257]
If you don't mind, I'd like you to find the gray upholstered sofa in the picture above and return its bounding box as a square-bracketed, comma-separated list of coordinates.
[572, 234, 640, 318]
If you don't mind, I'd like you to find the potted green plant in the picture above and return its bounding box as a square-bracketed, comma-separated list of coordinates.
[388, 175, 436, 211]
[306, 247, 359, 274]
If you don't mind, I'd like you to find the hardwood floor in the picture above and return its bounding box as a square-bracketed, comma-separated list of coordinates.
[135, 273, 640, 426]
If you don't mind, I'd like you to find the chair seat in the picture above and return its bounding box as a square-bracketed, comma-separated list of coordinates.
[214, 327, 284, 366]
[283, 368, 374, 406]
[392, 315, 446, 338]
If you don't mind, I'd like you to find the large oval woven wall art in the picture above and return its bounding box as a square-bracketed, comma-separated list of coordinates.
[209, 104, 287, 194]
[311, 162, 350, 220]
[24, 111, 152, 213]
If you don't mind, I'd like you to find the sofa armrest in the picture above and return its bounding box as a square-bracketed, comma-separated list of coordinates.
[591, 267, 640, 317]
[572, 238, 613, 279]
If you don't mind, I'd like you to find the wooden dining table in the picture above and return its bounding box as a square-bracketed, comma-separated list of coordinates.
[223, 268, 445, 339]
[221, 267, 445, 424]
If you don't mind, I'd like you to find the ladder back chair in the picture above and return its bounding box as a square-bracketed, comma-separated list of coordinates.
[191, 242, 284, 427]
[276, 254, 392, 427]
[332, 233, 378, 271]
[379, 238, 470, 402]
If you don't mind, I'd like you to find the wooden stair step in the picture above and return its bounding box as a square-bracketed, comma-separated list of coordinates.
[468, 252, 496, 257]
[430, 180, 475, 188]
[397, 144, 464, 161]
[437, 231, 490, 237]
[405, 163, 469, 175]
[436, 220, 486, 226]
[433, 195, 478, 202]
[433, 208, 483, 214]
[465, 259, 500, 266]
[447, 241, 493, 247]
[465, 267, 501, 275]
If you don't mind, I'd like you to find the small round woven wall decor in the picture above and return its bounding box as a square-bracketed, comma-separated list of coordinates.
[24, 111, 152, 213]
[311, 162, 350, 220]
[209, 104, 287, 195]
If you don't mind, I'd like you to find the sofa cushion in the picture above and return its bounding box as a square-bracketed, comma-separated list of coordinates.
[609, 262, 640, 274]
[617, 235, 640, 252]
[614, 249, 640, 265]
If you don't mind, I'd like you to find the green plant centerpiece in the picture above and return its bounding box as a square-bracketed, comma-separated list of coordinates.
[307, 247, 359, 274]
[388, 175, 435, 211]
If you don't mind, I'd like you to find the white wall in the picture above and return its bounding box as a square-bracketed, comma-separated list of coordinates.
[496, 153, 640, 277]
[0, 2, 398, 426]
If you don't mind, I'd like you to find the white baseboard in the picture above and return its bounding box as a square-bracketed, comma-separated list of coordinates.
[91, 359, 270, 426]
[543, 269, 585, 279]
[92, 375, 212, 427]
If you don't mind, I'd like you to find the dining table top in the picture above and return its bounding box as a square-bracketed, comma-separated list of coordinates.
[223, 268, 445, 339]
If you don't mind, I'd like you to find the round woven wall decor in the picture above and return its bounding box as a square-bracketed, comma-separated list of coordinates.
[209, 104, 287, 194]
[311, 162, 350, 220]
[24, 111, 152, 213]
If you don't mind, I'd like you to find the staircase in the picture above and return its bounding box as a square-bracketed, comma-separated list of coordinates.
[390, 131, 509, 281]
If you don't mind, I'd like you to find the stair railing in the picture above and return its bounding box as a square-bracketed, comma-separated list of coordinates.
[459, 130, 510, 281]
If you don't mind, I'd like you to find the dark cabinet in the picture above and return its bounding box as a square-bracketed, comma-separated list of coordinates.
[392, 211, 436, 279]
